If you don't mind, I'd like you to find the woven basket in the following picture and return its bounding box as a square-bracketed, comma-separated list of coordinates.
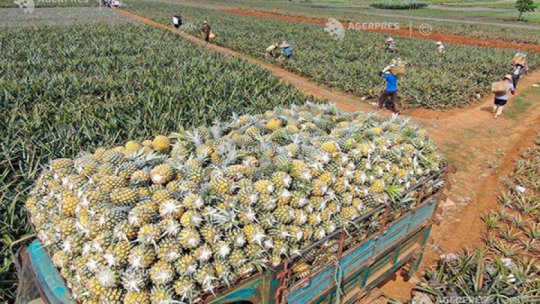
[390, 66, 406, 75]
[491, 81, 509, 95]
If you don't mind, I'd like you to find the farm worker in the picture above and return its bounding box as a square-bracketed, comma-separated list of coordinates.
[512, 62, 527, 89]
[378, 66, 400, 114]
[493, 75, 515, 119]
[386, 37, 397, 53]
[280, 41, 293, 59]
[173, 15, 182, 29]
[436, 41, 445, 55]
[265, 43, 279, 59]
[202, 20, 211, 42]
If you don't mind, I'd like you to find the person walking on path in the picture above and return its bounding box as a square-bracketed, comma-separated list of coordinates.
[202, 20, 211, 42]
[512, 62, 527, 89]
[173, 15, 182, 29]
[378, 66, 400, 114]
[436, 41, 445, 56]
[386, 37, 397, 53]
[493, 75, 516, 119]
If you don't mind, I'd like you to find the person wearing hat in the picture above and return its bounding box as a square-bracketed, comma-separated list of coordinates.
[280, 41, 293, 59]
[378, 66, 400, 114]
[493, 74, 516, 119]
[386, 37, 397, 53]
[436, 41, 445, 55]
[512, 61, 528, 90]
[265, 43, 279, 59]
[201, 20, 211, 42]
[172, 15, 182, 29]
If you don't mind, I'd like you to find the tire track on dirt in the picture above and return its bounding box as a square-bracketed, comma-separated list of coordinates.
[117, 8, 540, 301]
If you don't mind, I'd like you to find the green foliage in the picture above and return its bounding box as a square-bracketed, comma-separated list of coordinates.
[0, 22, 307, 301]
[516, 0, 537, 19]
[370, 0, 429, 10]
[417, 134, 540, 302]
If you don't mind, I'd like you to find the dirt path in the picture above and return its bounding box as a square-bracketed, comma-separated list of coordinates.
[222, 9, 540, 53]
[380, 72, 540, 300]
[117, 8, 540, 302]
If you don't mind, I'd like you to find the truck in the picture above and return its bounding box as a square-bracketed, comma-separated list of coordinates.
[12, 166, 453, 304]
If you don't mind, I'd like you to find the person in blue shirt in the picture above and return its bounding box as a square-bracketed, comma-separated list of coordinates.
[378, 66, 400, 113]
[280, 41, 293, 59]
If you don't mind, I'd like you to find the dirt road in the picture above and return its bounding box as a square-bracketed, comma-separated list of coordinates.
[118, 8, 540, 301]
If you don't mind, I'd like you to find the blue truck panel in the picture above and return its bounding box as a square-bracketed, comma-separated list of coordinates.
[27, 241, 75, 304]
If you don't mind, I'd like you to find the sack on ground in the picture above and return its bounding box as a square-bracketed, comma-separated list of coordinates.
[209, 32, 216, 39]
[491, 81, 509, 95]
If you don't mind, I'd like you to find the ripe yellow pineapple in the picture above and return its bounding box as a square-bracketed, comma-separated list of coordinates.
[111, 187, 139, 206]
[150, 164, 174, 185]
[152, 135, 171, 153]
[266, 118, 282, 131]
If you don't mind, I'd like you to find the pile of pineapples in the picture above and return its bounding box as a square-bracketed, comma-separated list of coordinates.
[26, 103, 443, 303]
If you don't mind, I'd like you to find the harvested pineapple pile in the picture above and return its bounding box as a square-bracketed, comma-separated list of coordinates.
[26, 103, 443, 303]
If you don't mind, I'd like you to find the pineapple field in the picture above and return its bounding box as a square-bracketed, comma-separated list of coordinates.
[2, 0, 540, 303]
[124, 0, 539, 109]
[415, 135, 540, 303]
[0, 17, 309, 301]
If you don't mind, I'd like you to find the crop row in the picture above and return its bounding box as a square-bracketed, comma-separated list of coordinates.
[415, 134, 540, 302]
[0, 21, 308, 301]
[370, 1, 429, 10]
[126, 0, 538, 109]
[165, 0, 540, 45]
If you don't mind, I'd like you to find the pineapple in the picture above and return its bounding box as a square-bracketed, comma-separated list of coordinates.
[150, 286, 174, 304]
[150, 164, 174, 185]
[152, 135, 171, 153]
[124, 291, 150, 304]
[51, 158, 74, 172]
[179, 229, 201, 249]
[149, 260, 174, 285]
[174, 254, 197, 276]
[156, 237, 181, 262]
[111, 188, 139, 206]
[128, 245, 156, 269]
[266, 118, 282, 131]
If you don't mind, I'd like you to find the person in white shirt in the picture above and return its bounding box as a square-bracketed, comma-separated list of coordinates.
[172, 15, 182, 29]
[493, 75, 516, 119]
[436, 41, 445, 56]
